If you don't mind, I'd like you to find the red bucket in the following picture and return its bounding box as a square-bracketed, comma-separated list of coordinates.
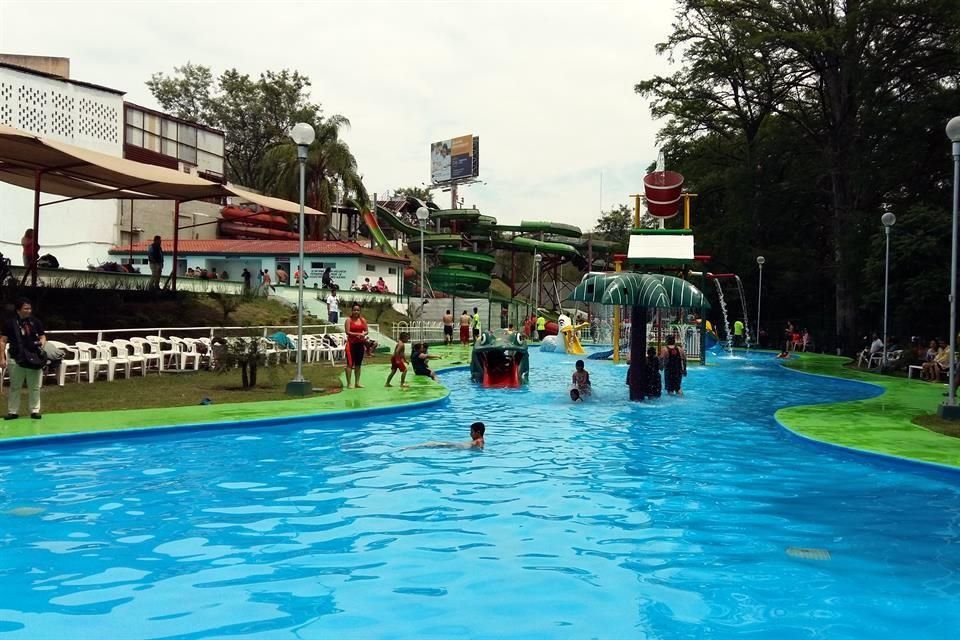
[643, 171, 684, 219]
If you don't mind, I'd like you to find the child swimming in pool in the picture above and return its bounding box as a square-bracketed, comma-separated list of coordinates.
[404, 422, 485, 449]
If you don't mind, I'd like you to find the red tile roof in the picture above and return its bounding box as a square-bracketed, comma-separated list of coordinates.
[110, 239, 409, 263]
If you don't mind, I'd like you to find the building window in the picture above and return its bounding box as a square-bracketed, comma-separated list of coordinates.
[124, 104, 223, 175]
[310, 261, 335, 270]
[388, 267, 397, 275]
[366, 264, 376, 272]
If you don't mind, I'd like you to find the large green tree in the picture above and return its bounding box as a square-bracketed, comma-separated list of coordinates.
[148, 64, 367, 237]
[393, 186, 434, 203]
[260, 115, 368, 239]
[638, 0, 960, 351]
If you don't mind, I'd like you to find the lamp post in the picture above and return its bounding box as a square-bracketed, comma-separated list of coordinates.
[756, 256, 765, 346]
[416, 206, 430, 343]
[286, 122, 315, 397]
[534, 252, 543, 313]
[881, 212, 896, 369]
[941, 116, 960, 417]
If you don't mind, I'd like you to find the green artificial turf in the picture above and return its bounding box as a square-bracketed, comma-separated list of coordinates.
[777, 352, 960, 468]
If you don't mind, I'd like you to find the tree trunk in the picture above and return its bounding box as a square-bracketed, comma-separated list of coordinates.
[249, 360, 258, 388]
[240, 363, 249, 389]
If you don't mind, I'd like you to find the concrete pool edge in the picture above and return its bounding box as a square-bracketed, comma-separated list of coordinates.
[0, 363, 455, 447]
[774, 352, 960, 472]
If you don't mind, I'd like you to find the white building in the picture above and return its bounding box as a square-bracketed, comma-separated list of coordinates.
[0, 57, 125, 267]
[0, 57, 227, 269]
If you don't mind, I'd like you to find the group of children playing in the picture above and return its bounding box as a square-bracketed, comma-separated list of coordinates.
[570, 335, 688, 402]
[385, 331, 441, 388]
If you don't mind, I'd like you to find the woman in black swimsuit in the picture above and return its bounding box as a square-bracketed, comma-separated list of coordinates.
[661, 335, 686, 395]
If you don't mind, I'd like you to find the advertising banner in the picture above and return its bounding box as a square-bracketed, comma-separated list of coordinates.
[431, 134, 479, 183]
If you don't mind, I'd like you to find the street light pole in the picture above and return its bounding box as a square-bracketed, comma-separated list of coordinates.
[756, 256, 765, 345]
[942, 115, 960, 416]
[286, 122, 315, 397]
[534, 252, 543, 313]
[416, 206, 430, 344]
[881, 213, 896, 369]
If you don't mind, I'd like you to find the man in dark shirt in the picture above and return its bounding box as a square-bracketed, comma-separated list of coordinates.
[147, 235, 163, 289]
[0, 298, 46, 420]
[242, 268, 252, 293]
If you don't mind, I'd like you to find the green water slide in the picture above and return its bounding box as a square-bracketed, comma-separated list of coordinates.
[375, 204, 429, 237]
[429, 209, 482, 223]
[438, 248, 496, 271]
[493, 236, 581, 258]
[406, 233, 462, 252]
[428, 266, 492, 293]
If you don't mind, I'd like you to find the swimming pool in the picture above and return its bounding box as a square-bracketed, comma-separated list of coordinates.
[1, 351, 958, 639]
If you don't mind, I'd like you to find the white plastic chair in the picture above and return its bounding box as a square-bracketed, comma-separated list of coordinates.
[129, 337, 162, 373]
[169, 336, 201, 370]
[328, 333, 347, 363]
[286, 334, 309, 364]
[113, 339, 147, 377]
[75, 341, 111, 382]
[98, 341, 131, 379]
[146, 336, 179, 371]
[48, 340, 81, 386]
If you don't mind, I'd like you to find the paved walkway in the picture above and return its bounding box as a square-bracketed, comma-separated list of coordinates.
[778, 353, 960, 469]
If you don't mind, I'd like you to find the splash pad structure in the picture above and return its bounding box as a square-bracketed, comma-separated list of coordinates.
[568, 161, 716, 401]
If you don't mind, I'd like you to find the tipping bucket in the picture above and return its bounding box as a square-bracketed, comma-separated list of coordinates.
[643, 170, 684, 219]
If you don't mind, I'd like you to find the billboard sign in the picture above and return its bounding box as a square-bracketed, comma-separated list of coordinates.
[431, 134, 479, 184]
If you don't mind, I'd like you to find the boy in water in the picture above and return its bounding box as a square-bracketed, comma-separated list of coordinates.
[385, 331, 410, 388]
[405, 422, 485, 449]
[571, 359, 591, 397]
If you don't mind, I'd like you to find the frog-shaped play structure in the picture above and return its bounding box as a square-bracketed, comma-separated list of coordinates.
[556, 313, 590, 356]
[470, 330, 530, 388]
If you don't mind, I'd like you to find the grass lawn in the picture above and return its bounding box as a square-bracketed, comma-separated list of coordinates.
[38, 355, 388, 414]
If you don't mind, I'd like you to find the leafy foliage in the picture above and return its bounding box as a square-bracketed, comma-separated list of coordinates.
[147, 63, 367, 238]
[393, 186, 434, 203]
[637, 0, 960, 351]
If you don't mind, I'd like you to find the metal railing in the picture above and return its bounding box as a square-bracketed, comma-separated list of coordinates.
[392, 320, 449, 343]
[45, 323, 378, 345]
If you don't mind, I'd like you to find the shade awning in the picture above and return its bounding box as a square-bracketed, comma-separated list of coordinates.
[568, 272, 710, 309]
[0, 124, 327, 216]
[226, 185, 325, 216]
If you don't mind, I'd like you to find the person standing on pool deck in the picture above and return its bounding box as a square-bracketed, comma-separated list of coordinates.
[442, 309, 454, 345]
[326, 289, 340, 324]
[733, 319, 744, 347]
[660, 335, 686, 395]
[536, 313, 547, 341]
[459, 310, 471, 345]
[471, 307, 482, 340]
[344, 304, 369, 388]
[1, 298, 47, 420]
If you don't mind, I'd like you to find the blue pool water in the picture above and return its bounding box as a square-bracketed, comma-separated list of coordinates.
[1, 351, 959, 639]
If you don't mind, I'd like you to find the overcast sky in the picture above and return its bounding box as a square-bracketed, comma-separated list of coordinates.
[0, 0, 677, 230]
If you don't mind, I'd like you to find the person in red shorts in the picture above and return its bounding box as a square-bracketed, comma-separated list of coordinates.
[344, 304, 369, 388]
[385, 331, 410, 388]
[459, 309, 471, 345]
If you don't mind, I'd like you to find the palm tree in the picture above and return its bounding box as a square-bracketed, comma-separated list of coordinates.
[261, 115, 369, 239]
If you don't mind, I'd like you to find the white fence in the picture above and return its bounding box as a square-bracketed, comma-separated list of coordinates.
[392, 321, 450, 344]
[46, 323, 379, 344]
